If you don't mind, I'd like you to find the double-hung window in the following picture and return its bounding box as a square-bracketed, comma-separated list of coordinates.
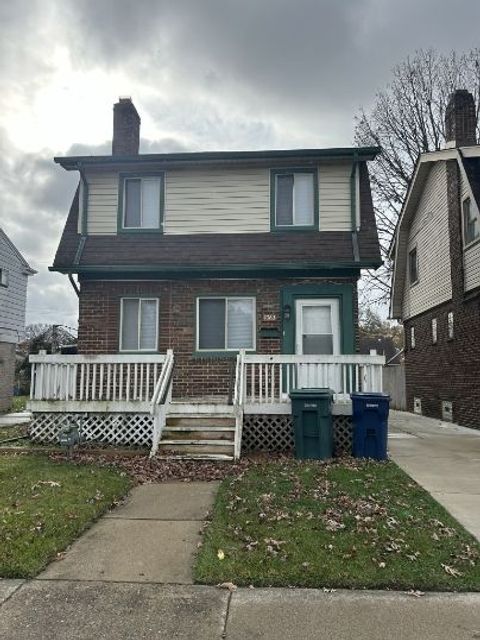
[120, 298, 159, 351]
[462, 197, 480, 246]
[121, 174, 163, 230]
[271, 169, 317, 229]
[0, 268, 9, 288]
[197, 297, 255, 351]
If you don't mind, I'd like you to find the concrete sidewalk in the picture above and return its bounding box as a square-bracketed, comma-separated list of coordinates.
[39, 481, 219, 584]
[389, 410, 480, 541]
[1, 581, 479, 639]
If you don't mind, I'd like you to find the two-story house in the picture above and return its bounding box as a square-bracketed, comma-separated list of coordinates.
[390, 89, 480, 429]
[28, 98, 384, 459]
[0, 229, 36, 411]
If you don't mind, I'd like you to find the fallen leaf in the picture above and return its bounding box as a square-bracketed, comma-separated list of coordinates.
[217, 582, 237, 592]
[441, 564, 463, 577]
[217, 549, 225, 561]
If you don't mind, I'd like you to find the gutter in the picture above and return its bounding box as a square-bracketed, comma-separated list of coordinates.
[350, 153, 360, 263]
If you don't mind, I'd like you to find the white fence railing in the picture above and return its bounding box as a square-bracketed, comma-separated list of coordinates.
[238, 353, 385, 406]
[29, 353, 168, 404]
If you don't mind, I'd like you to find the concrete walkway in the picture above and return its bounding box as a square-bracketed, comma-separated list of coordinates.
[1, 581, 479, 639]
[389, 410, 480, 541]
[39, 481, 219, 584]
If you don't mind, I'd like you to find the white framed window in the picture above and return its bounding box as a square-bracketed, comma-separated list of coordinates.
[196, 297, 256, 351]
[122, 175, 163, 229]
[462, 197, 480, 246]
[432, 318, 437, 344]
[447, 311, 454, 340]
[410, 326, 415, 349]
[0, 268, 9, 288]
[272, 170, 316, 228]
[120, 298, 159, 351]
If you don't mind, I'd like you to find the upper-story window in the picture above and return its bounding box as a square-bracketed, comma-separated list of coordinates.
[462, 197, 480, 246]
[0, 268, 9, 288]
[271, 169, 318, 230]
[408, 247, 418, 285]
[120, 173, 164, 231]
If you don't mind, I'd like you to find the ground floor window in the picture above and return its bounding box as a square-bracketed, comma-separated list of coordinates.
[197, 297, 255, 351]
[120, 298, 159, 351]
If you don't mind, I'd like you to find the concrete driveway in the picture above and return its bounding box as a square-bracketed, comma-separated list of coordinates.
[389, 410, 480, 541]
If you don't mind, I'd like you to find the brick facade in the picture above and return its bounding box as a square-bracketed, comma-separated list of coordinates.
[0, 341, 16, 412]
[404, 159, 480, 429]
[78, 277, 359, 399]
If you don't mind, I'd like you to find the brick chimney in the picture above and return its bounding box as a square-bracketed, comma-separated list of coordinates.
[112, 97, 140, 156]
[445, 89, 477, 148]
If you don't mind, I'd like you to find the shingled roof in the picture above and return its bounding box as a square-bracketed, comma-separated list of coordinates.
[52, 161, 381, 275]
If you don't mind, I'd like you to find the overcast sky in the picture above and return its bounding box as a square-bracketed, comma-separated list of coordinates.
[1, 0, 480, 329]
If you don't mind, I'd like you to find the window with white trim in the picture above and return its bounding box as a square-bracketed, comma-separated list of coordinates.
[120, 298, 159, 351]
[273, 171, 316, 228]
[122, 176, 163, 229]
[462, 197, 480, 246]
[432, 318, 437, 344]
[197, 297, 255, 351]
[447, 311, 454, 340]
[410, 326, 415, 349]
[0, 268, 9, 288]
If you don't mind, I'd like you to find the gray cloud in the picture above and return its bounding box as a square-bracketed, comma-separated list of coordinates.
[1, 0, 480, 327]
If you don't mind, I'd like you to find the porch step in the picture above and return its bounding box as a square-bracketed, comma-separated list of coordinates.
[166, 416, 236, 428]
[159, 442, 234, 456]
[158, 453, 234, 462]
[162, 428, 235, 441]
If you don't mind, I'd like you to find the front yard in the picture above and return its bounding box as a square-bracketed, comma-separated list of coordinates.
[0, 453, 132, 578]
[195, 458, 480, 591]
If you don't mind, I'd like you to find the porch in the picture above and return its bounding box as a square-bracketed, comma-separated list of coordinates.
[27, 351, 385, 459]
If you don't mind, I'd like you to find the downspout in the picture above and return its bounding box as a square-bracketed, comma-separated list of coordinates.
[350, 153, 360, 262]
[69, 163, 89, 297]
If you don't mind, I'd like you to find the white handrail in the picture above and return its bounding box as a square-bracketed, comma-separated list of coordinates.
[149, 349, 174, 458]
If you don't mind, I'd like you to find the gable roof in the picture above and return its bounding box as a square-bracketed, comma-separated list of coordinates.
[389, 145, 480, 318]
[52, 159, 381, 276]
[0, 229, 36, 275]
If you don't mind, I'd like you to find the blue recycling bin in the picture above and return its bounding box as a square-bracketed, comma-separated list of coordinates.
[350, 392, 390, 460]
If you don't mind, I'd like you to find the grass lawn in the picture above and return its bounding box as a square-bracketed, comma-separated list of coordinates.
[195, 458, 480, 591]
[0, 453, 132, 578]
[9, 395, 28, 413]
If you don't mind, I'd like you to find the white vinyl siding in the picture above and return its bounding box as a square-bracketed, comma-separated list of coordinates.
[460, 170, 480, 292]
[402, 162, 452, 320]
[82, 170, 118, 234]
[0, 236, 30, 344]
[82, 162, 355, 235]
[318, 162, 352, 231]
[165, 168, 270, 234]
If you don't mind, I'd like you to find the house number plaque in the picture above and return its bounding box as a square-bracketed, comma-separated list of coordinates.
[262, 312, 278, 322]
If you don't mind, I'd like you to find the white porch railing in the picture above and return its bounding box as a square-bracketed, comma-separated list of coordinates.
[150, 349, 174, 457]
[29, 353, 168, 409]
[237, 353, 385, 409]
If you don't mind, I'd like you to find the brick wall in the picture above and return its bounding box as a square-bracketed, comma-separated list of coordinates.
[78, 277, 358, 399]
[0, 341, 16, 412]
[404, 159, 480, 430]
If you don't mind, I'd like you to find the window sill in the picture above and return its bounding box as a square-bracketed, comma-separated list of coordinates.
[463, 236, 480, 251]
[270, 226, 317, 232]
[118, 227, 163, 234]
[409, 279, 419, 288]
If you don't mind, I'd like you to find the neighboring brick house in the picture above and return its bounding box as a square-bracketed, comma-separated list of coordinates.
[0, 229, 35, 411]
[28, 98, 384, 459]
[390, 90, 480, 429]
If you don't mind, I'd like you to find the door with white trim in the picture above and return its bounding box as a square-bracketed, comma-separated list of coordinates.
[295, 299, 341, 388]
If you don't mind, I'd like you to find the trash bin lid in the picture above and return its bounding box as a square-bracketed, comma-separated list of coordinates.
[350, 392, 390, 400]
[289, 387, 334, 399]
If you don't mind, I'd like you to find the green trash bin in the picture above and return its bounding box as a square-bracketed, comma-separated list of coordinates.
[289, 388, 334, 460]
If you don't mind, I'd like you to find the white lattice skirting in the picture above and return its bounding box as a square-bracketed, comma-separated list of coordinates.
[29, 412, 153, 447]
[242, 414, 353, 455]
